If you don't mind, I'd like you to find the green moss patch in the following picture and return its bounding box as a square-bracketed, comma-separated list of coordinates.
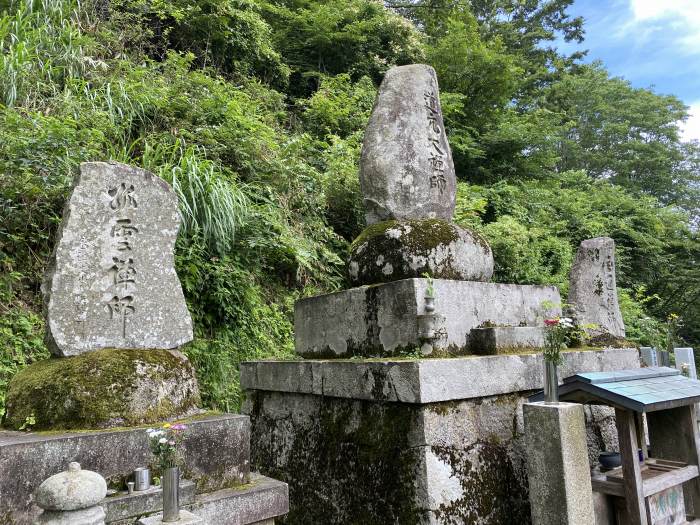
[3, 348, 200, 431]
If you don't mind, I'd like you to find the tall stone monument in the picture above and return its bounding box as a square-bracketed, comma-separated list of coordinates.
[242, 64, 638, 524]
[4, 162, 200, 430]
[44, 162, 193, 356]
[568, 237, 626, 339]
[360, 64, 456, 224]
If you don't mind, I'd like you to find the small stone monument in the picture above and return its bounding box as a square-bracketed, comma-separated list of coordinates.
[34, 462, 107, 525]
[44, 161, 193, 356]
[568, 237, 625, 339]
[4, 162, 200, 430]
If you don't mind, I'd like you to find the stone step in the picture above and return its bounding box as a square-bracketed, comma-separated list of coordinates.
[468, 326, 545, 355]
[110, 474, 288, 525]
[0, 414, 250, 524]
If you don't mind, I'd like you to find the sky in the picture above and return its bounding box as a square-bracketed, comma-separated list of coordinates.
[555, 0, 700, 141]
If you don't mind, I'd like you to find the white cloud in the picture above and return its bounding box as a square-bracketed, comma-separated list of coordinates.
[629, 0, 700, 50]
[680, 101, 700, 142]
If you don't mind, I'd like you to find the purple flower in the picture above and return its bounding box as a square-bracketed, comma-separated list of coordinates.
[171, 423, 187, 431]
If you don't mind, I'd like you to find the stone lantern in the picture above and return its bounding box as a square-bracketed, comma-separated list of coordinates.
[34, 462, 107, 525]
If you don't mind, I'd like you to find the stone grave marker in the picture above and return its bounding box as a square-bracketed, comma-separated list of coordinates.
[43, 162, 193, 356]
[568, 237, 625, 338]
[360, 64, 456, 224]
[640, 347, 659, 367]
[675, 348, 697, 379]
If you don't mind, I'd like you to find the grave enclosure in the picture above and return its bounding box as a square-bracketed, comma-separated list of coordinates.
[241, 64, 640, 524]
[0, 162, 288, 524]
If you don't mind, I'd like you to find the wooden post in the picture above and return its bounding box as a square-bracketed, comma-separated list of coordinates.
[615, 408, 647, 525]
[648, 405, 700, 518]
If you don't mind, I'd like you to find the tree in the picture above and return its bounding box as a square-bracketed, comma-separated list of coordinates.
[543, 63, 700, 217]
[261, 0, 424, 97]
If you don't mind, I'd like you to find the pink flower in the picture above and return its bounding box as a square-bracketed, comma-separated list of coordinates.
[544, 319, 559, 326]
[171, 423, 187, 431]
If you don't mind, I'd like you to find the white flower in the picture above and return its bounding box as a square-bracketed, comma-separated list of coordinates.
[159, 437, 168, 444]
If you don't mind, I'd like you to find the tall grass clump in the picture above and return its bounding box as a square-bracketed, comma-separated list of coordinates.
[0, 0, 95, 108]
[142, 140, 250, 256]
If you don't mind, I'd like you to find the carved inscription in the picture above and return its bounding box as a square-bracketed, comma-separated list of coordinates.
[424, 90, 447, 193]
[105, 184, 138, 337]
[585, 247, 617, 326]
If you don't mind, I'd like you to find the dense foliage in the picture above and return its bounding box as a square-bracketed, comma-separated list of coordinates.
[1, 0, 698, 416]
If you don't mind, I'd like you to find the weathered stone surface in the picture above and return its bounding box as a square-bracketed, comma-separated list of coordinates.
[36, 506, 106, 525]
[36, 462, 107, 511]
[137, 509, 204, 525]
[43, 161, 193, 356]
[568, 237, 625, 338]
[241, 348, 640, 404]
[102, 480, 196, 523]
[189, 474, 289, 525]
[0, 414, 250, 524]
[244, 370, 633, 524]
[360, 64, 456, 225]
[4, 349, 201, 430]
[294, 278, 561, 358]
[524, 402, 595, 525]
[468, 326, 545, 355]
[347, 219, 493, 285]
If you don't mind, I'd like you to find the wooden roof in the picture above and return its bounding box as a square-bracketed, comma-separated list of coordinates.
[529, 367, 700, 412]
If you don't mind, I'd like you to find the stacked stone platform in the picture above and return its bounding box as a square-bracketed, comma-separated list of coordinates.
[242, 348, 639, 524]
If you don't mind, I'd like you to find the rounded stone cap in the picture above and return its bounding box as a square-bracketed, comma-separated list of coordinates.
[347, 219, 494, 286]
[35, 462, 107, 511]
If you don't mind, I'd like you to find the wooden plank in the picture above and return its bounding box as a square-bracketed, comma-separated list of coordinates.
[616, 408, 648, 525]
[643, 465, 699, 497]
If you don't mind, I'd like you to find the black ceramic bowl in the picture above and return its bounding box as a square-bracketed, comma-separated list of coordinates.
[599, 452, 622, 470]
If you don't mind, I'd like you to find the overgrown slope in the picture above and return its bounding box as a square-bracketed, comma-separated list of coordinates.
[1, 0, 698, 417]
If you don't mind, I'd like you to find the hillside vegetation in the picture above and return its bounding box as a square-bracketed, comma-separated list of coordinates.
[1, 0, 698, 415]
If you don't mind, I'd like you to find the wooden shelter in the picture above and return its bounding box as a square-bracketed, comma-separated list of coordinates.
[531, 366, 700, 524]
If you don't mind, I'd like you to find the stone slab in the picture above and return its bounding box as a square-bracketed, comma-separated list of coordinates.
[241, 348, 640, 404]
[469, 326, 545, 355]
[640, 347, 659, 367]
[103, 481, 195, 523]
[524, 402, 595, 525]
[360, 64, 456, 224]
[568, 237, 625, 338]
[188, 474, 288, 525]
[0, 414, 250, 524]
[137, 509, 203, 525]
[44, 161, 193, 356]
[294, 278, 561, 357]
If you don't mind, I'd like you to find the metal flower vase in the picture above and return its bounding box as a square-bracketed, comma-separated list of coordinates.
[543, 360, 559, 403]
[162, 467, 180, 522]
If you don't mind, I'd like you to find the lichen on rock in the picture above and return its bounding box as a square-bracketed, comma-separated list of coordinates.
[347, 218, 494, 286]
[3, 348, 201, 430]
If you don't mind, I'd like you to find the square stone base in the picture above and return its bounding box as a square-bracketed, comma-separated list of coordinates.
[137, 509, 204, 524]
[294, 278, 561, 357]
[242, 349, 639, 524]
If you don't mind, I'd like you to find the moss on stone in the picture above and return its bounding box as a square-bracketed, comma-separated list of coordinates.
[3, 348, 200, 431]
[348, 218, 491, 286]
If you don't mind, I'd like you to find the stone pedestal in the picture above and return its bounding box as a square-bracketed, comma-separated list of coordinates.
[295, 278, 561, 358]
[242, 348, 639, 524]
[524, 402, 595, 525]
